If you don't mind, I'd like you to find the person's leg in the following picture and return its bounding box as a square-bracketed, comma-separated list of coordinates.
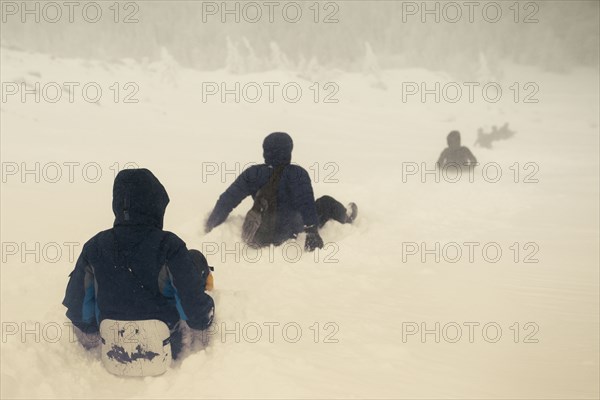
[73, 324, 101, 350]
[169, 321, 184, 360]
[315, 195, 357, 228]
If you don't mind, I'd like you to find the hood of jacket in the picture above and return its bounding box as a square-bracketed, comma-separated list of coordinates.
[263, 132, 293, 166]
[112, 168, 170, 229]
[447, 130, 461, 149]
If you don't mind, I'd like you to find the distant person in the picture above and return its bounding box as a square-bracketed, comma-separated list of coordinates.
[63, 169, 214, 376]
[474, 127, 493, 149]
[205, 132, 358, 251]
[474, 123, 516, 149]
[437, 130, 478, 169]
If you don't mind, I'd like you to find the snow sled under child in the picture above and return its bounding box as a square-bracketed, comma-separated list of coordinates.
[99, 319, 172, 377]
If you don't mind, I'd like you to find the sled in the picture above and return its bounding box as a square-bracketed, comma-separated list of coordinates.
[99, 319, 172, 377]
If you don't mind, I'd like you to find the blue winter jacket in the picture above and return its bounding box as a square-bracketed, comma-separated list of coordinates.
[63, 169, 214, 333]
[206, 132, 319, 244]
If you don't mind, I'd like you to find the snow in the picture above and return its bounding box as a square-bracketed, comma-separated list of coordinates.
[1, 48, 598, 399]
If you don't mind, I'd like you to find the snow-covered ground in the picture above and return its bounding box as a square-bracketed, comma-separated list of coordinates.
[1, 49, 598, 399]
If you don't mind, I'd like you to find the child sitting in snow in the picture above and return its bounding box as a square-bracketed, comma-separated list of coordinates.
[205, 132, 358, 250]
[63, 168, 214, 376]
[436, 130, 478, 169]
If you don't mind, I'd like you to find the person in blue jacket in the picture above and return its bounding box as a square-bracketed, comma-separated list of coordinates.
[205, 132, 358, 251]
[63, 168, 214, 358]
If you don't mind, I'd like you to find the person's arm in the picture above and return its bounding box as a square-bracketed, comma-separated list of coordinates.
[465, 148, 477, 165]
[436, 149, 448, 168]
[289, 167, 323, 251]
[63, 242, 98, 334]
[290, 167, 319, 228]
[205, 167, 257, 232]
[165, 234, 214, 331]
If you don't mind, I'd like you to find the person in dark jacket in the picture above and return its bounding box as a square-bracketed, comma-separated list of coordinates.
[205, 132, 358, 251]
[437, 130, 478, 169]
[63, 169, 214, 359]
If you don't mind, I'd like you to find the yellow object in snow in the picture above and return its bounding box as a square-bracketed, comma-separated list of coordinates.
[205, 273, 214, 291]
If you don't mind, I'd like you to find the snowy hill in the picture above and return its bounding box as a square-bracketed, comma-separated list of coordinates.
[1, 48, 598, 398]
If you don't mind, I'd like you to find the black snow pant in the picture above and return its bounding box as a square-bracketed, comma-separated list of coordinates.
[315, 195, 349, 228]
[169, 322, 184, 359]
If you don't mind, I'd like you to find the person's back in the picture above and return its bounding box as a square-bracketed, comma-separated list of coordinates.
[437, 130, 477, 169]
[63, 169, 214, 374]
[76, 228, 212, 328]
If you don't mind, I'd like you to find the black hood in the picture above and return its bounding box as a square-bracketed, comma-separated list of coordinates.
[263, 132, 293, 166]
[447, 130, 461, 149]
[112, 169, 170, 229]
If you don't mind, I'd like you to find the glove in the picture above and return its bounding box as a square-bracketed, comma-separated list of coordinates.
[186, 295, 215, 331]
[304, 225, 324, 252]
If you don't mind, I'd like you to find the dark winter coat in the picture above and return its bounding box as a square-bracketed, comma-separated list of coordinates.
[63, 169, 214, 333]
[437, 130, 478, 168]
[206, 132, 318, 244]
